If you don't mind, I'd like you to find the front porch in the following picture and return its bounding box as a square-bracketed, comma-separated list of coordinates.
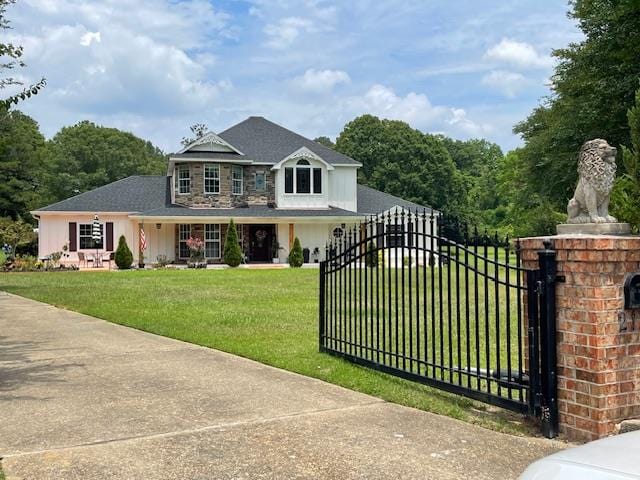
[138, 220, 344, 266]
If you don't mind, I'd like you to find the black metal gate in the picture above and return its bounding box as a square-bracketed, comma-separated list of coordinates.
[319, 210, 559, 438]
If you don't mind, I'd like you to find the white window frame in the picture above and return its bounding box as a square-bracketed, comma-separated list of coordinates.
[232, 165, 243, 195]
[177, 165, 190, 195]
[178, 224, 191, 258]
[79, 223, 103, 250]
[284, 159, 322, 195]
[204, 224, 221, 259]
[204, 164, 220, 195]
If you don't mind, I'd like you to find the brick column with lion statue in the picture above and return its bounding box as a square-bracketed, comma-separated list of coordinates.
[520, 138, 640, 442]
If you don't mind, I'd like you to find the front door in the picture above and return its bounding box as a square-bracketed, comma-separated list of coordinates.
[249, 225, 273, 262]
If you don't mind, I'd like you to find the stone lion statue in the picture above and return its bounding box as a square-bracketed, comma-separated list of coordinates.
[566, 139, 618, 224]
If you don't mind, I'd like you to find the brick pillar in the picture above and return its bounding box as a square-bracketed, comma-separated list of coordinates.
[520, 235, 640, 442]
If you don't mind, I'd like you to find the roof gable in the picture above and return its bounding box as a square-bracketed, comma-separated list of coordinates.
[218, 117, 360, 166]
[178, 131, 244, 155]
[271, 146, 335, 171]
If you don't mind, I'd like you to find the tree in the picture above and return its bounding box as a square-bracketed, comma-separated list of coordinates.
[181, 123, 209, 147]
[0, 110, 48, 219]
[611, 86, 640, 232]
[0, 0, 45, 110]
[0, 216, 35, 258]
[514, 0, 640, 209]
[288, 237, 303, 267]
[313, 136, 335, 149]
[223, 219, 242, 267]
[44, 121, 166, 204]
[336, 115, 468, 221]
[114, 235, 133, 269]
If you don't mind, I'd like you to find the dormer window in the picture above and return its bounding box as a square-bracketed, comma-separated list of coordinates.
[284, 159, 322, 194]
[177, 165, 190, 194]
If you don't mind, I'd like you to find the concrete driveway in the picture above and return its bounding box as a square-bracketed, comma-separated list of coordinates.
[0, 292, 563, 479]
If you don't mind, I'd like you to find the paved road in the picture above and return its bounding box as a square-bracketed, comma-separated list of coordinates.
[0, 292, 563, 479]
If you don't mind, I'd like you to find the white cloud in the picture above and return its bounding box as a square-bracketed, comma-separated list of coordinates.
[292, 69, 350, 92]
[481, 70, 529, 98]
[345, 84, 491, 137]
[264, 17, 315, 49]
[79, 31, 100, 46]
[484, 38, 553, 69]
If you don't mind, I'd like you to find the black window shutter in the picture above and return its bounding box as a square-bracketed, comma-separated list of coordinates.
[106, 222, 114, 251]
[69, 222, 77, 252]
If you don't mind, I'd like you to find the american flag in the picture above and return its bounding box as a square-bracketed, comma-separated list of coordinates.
[140, 228, 147, 252]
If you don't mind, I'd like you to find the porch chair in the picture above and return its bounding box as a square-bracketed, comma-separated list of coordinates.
[102, 252, 115, 270]
[77, 252, 93, 269]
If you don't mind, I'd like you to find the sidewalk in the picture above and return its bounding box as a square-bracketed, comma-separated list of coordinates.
[0, 292, 563, 479]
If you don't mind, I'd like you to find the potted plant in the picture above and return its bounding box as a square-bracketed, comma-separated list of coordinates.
[186, 236, 206, 268]
[271, 239, 282, 264]
[312, 247, 320, 263]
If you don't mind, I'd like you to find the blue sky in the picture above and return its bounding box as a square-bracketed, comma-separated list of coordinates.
[9, 0, 582, 153]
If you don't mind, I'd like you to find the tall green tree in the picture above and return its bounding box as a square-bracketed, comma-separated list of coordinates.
[313, 136, 335, 149]
[0, 0, 45, 109]
[44, 121, 167, 204]
[335, 115, 468, 219]
[611, 87, 640, 231]
[514, 0, 640, 209]
[0, 110, 47, 219]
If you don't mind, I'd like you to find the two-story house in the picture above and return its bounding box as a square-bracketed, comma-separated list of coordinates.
[33, 117, 435, 265]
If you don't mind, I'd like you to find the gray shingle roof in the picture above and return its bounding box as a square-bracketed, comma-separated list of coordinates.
[35, 175, 436, 218]
[217, 117, 360, 166]
[35, 176, 169, 213]
[356, 184, 435, 215]
[133, 205, 361, 218]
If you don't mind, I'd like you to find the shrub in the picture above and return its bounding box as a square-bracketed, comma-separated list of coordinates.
[223, 219, 243, 267]
[115, 235, 133, 269]
[288, 237, 303, 267]
[365, 241, 378, 267]
[0, 250, 5, 267]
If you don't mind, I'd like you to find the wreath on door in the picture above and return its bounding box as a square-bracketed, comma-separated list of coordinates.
[255, 229, 267, 247]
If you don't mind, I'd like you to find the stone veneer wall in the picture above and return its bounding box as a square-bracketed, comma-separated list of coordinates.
[174, 163, 275, 208]
[520, 235, 640, 442]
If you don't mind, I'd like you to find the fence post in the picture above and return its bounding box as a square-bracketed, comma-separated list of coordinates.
[319, 260, 326, 352]
[538, 239, 558, 438]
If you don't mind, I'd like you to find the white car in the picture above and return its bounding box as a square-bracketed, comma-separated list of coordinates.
[520, 431, 640, 479]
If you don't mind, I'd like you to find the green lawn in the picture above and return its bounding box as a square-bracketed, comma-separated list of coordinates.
[0, 268, 536, 435]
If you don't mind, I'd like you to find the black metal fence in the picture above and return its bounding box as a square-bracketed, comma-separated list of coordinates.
[319, 210, 558, 437]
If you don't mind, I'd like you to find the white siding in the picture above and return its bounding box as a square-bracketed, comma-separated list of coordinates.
[328, 166, 357, 212]
[274, 157, 329, 209]
[141, 223, 176, 263]
[37, 214, 137, 264]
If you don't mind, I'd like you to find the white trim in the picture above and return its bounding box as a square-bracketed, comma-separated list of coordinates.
[128, 215, 363, 224]
[178, 132, 244, 155]
[271, 147, 335, 171]
[204, 164, 220, 195]
[232, 165, 243, 195]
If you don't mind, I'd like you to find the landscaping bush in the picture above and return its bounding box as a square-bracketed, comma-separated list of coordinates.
[0, 250, 6, 268]
[288, 237, 303, 267]
[365, 241, 378, 267]
[223, 219, 242, 267]
[115, 235, 134, 269]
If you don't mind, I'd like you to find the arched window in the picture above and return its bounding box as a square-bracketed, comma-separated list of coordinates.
[284, 158, 322, 194]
